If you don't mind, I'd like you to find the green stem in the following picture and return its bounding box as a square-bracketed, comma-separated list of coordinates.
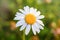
[23, 30, 25, 40]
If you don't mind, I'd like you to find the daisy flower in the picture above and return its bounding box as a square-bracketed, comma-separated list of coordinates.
[14, 6, 44, 35]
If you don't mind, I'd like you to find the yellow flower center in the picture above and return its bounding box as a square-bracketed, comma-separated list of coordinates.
[25, 14, 36, 25]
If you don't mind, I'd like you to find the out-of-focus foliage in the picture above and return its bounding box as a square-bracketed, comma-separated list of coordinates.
[0, 0, 60, 40]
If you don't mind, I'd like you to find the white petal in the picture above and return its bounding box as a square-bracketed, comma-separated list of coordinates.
[34, 23, 40, 29]
[32, 10, 40, 17]
[32, 25, 36, 35]
[37, 15, 44, 19]
[36, 20, 44, 26]
[16, 20, 25, 27]
[20, 23, 27, 31]
[15, 12, 24, 16]
[36, 29, 40, 33]
[36, 11, 41, 16]
[30, 7, 40, 17]
[30, 7, 34, 13]
[36, 22, 44, 29]
[35, 8, 37, 12]
[14, 17, 19, 20]
[30, 7, 36, 14]
[14, 13, 25, 20]
[33, 23, 40, 33]
[24, 6, 29, 14]
[15, 12, 21, 16]
[14, 16, 24, 20]
[25, 25, 31, 35]
[19, 9, 25, 14]
[34, 26, 40, 33]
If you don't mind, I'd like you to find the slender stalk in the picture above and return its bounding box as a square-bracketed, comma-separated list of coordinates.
[23, 30, 25, 40]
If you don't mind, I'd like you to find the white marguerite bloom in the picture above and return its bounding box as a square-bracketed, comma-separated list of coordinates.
[14, 6, 44, 35]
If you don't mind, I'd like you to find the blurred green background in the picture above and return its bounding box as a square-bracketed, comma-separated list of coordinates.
[0, 0, 60, 40]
